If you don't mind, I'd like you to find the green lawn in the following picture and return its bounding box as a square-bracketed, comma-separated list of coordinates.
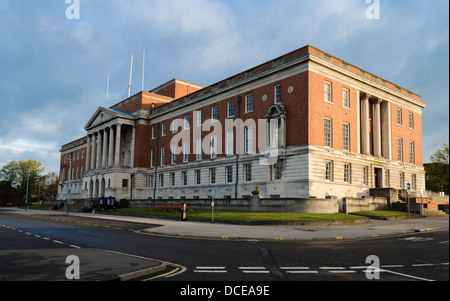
[114, 208, 363, 221]
[351, 210, 409, 217]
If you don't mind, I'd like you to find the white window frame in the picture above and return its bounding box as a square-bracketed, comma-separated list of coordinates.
[343, 122, 350, 151]
[227, 100, 235, 118]
[397, 138, 403, 162]
[325, 161, 334, 181]
[324, 118, 332, 148]
[245, 94, 253, 113]
[244, 126, 253, 154]
[324, 81, 332, 103]
[342, 88, 350, 108]
[226, 130, 234, 156]
[274, 84, 282, 104]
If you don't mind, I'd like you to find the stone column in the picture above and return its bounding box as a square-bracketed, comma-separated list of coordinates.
[373, 99, 382, 157]
[362, 94, 370, 155]
[85, 134, 91, 172]
[381, 101, 392, 160]
[96, 130, 102, 170]
[102, 128, 108, 168]
[115, 124, 122, 167]
[90, 133, 96, 170]
[108, 127, 114, 167]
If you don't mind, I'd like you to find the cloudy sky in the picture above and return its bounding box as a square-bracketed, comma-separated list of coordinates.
[0, 0, 448, 173]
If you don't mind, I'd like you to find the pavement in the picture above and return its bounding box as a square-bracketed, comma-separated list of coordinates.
[1, 207, 448, 281]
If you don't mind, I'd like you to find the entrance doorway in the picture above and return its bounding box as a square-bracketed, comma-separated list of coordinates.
[374, 168, 383, 188]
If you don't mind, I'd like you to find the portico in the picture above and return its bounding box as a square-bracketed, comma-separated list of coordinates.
[83, 107, 135, 199]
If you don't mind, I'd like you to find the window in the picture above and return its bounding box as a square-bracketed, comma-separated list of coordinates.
[161, 123, 166, 136]
[325, 161, 334, 181]
[385, 170, 390, 187]
[211, 135, 217, 158]
[195, 169, 201, 185]
[183, 141, 189, 163]
[226, 130, 234, 156]
[244, 126, 253, 154]
[150, 149, 155, 167]
[171, 144, 176, 164]
[273, 160, 283, 180]
[182, 171, 188, 186]
[152, 126, 156, 139]
[160, 146, 165, 166]
[344, 163, 351, 183]
[227, 100, 235, 118]
[396, 108, 402, 125]
[149, 175, 154, 188]
[196, 138, 202, 161]
[244, 164, 252, 182]
[171, 119, 178, 133]
[274, 84, 282, 104]
[411, 174, 416, 190]
[197, 110, 203, 126]
[342, 88, 350, 108]
[210, 168, 216, 184]
[343, 122, 350, 151]
[363, 166, 369, 185]
[400, 172, 405, 189]
[408, 113, 414, 129]
[170, 173, 175, 186]
[226, 166, 233, 183]
[324, 118, 332, 147]
[409, 141, 415, 164]
[245, 94, 253, 113]
[397, 138, 403, 162]
[212, 105, 218, 122]
[324, 81, 332, 103]
[159, 174, 164, 187]
[184, 115, 190, 130]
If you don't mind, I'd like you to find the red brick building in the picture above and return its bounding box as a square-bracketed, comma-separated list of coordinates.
[58, 45, 426, 202]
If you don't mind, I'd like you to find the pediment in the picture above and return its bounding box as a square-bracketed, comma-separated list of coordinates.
[264, 104, 287, 119]
[84, 107, 127, 130]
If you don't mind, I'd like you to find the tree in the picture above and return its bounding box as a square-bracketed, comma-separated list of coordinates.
[0, 160, 46, 200]
[425, 143, 449, 194]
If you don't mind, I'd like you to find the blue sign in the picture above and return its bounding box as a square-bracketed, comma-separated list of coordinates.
[210, 189, 214, 197]
[406, 183, 411, 190]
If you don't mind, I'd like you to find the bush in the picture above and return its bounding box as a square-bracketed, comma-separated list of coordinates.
[119, 199, 129, 208]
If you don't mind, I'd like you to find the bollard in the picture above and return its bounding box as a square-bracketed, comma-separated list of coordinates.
[181, 202, 187, 221]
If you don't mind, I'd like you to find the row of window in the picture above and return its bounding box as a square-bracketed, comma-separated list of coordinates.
[148, 164, 253, 188]
[325, 161, 418, 189]
[396, 108, 415, 129]
[150, 127, 256, 167]
[397, 138, 415, 164]
[324, 81, 351, 108]
[324, 118, 351, 151]
[151, 85, 284, 140]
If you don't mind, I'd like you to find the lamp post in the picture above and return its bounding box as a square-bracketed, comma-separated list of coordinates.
[25, 173, 30, 211]
[66, 158, 72, 215]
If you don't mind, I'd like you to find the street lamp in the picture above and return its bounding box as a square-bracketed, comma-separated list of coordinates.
[25, 173, 30, 211]
[66, 157, 72, 215]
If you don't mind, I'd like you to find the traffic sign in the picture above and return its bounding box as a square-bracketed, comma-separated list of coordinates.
[406, 183, 411, 190]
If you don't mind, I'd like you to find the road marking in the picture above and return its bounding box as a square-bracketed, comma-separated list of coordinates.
[194, 267, 227, 273]
[329, 270, 357, 273]
[280, 267, 310, 270]
[439, 240, 449, 244]
[411, 263, 434, 267]
[70, 245, 81, 249]
[381, 265, 404, 268]
[53, 240, 64, 244]
[319, 267, 345, 270]
[371, 267, 435, 281]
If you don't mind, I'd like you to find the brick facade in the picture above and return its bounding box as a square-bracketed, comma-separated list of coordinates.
[57, 45, 426, 202]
